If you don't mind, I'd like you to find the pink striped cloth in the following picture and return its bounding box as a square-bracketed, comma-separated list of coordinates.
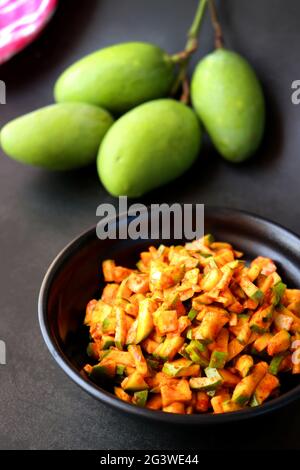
[0, 0, 57, 64]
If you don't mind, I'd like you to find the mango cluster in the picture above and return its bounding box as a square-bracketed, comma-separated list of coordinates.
[1, 42, 265, 197]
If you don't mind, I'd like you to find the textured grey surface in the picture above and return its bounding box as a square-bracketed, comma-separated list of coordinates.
[0, 0, 300, 450]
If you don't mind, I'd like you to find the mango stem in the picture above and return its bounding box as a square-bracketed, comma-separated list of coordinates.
[171, 0, 208, 102]
[180, 77, 190, 105]
[172, 0, 208, 63]
[208, 0, 224, 49]
[186, 0, 209, 52]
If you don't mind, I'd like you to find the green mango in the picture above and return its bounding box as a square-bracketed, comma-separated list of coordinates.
[97, 99, 202, 197]
[54, 42, 176, 115]
[1, 103, 114, 170]
[191, 49, 265, 162]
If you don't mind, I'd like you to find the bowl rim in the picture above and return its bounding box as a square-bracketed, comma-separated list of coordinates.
[38, 206, 300, 424]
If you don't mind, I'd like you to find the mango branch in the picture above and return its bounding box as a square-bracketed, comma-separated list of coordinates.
[208, 0, 224, 49]
[171, 0, 208, 101]
[172, 0, 208, 63]
[186, 0, 209, 53]
[180, 77, 190, 105]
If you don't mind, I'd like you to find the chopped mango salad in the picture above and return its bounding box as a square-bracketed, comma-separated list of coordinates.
[83, 235, 300, 414]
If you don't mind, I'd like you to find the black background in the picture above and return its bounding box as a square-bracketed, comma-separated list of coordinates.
[0, 0, 300, 450]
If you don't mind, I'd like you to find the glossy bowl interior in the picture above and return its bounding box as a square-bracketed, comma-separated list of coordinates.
[38, 207, 300, 424]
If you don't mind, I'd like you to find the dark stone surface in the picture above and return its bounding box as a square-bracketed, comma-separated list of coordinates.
[0, 0, 299, 450]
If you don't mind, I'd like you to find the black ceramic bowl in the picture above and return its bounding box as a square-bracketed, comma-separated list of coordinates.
[38, 207, 300, 424]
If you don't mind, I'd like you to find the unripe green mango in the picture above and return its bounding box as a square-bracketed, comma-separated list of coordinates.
[191, 49, 265, 162]
[1, 103, 114, 170]
[54, 42, 175, 115]
[97, 99, 202, 197]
